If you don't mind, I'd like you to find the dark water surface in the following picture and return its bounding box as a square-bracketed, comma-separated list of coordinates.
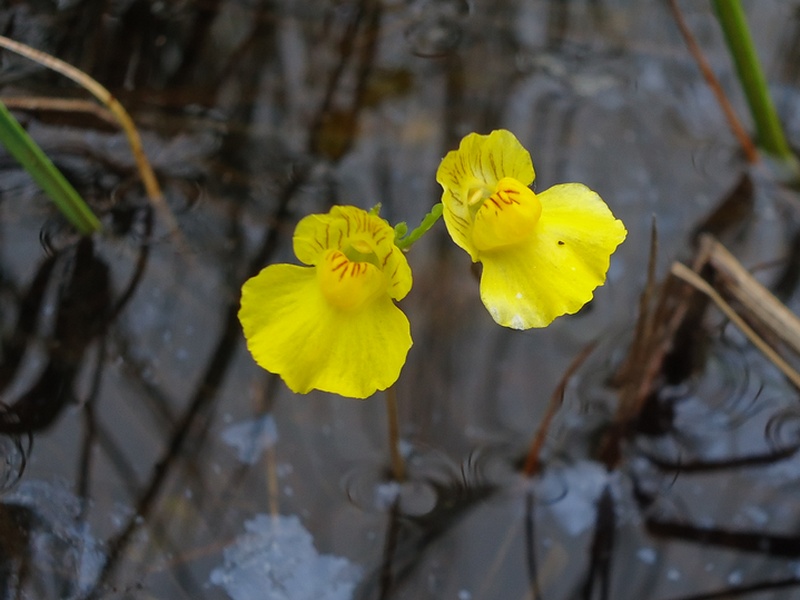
[2, 1, 800, 598]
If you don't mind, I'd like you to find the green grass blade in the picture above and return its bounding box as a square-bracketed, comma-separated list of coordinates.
[712, 0, 800, 176]
[0, 100, 101, 234]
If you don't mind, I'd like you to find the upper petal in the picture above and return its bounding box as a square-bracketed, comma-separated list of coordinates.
[436, 130, 536, 260]
[383, 244, 412, 301]
[239, 263, 412, 398]
[292, 209, 350, 265]
[478, 183, 626, 329]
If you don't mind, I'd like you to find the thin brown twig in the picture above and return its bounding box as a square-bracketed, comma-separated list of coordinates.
[667, 0, 759, 164]
[522, 341, 598, 477]
[0, 96, 118, 126]
[611, 217, 659, 389]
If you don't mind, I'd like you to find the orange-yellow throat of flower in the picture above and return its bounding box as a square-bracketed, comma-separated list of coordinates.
[470, 177, 542, 252]
[317, 249, 386, 311]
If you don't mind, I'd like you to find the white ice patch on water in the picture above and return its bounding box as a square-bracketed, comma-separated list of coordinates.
[636, 547, 657, 564]
[548, 460, 610, 537]
[728, 569, 743, 586]
[740, 504, 768, 526]
[5, 480, 105, 596]
[221, 414, 279, 464]
[373, 481, 401, 511]
[210, 514, 363, 600]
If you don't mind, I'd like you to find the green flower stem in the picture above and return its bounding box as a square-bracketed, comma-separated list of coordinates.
[395, 203, 443, 250]
[712, 0, 799, 172]
[0, 100, 101, 234]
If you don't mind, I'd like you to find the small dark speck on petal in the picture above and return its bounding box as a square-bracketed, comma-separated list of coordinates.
[557, 240, 565, 246]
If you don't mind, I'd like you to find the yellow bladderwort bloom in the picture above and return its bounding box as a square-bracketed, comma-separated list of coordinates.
[436, 129, 627, 329]
[238, 205, 413, 399]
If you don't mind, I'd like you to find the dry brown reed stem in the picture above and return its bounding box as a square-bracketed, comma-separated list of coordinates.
[671, 235, 800, 390]
[598, 235, 710, 468]
[621, 273, 699, 421]
[705, 237, 800, 356]
[671, 262, 800, 390]
[597, 229, 800, 469]
[610, 219, 660, 395]
[265, 446, 280, 517]
[0, 35, 183, 240]
[608, 220, 709, 430]
[667, 0, 759, 164]
[251, 379, 281, 518]
[602, 232, 800, 471]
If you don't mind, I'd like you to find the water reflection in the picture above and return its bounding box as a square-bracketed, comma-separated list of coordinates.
[0, 0, 800, 598]
[0, 238, 110, 434]
[404, 0, 469, 58]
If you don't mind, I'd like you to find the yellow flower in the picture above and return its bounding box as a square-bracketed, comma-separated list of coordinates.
[238, 206, 413, 399]
[436, 129, 627, 329]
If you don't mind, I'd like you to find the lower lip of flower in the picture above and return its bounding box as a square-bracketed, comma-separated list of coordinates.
[317, 249, 386, 310]
[471, 177, 542, 252]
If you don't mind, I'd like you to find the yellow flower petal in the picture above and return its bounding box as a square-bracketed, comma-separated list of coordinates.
[479, 183, 627, 329]
[436, 130, 535, 260]
[292, 209, 350, 265]
[239, 263, 412, 398]
[240, 205, 414, 397]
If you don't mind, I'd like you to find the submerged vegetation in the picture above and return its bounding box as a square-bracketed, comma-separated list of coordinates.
[0, 1, 799, 599]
